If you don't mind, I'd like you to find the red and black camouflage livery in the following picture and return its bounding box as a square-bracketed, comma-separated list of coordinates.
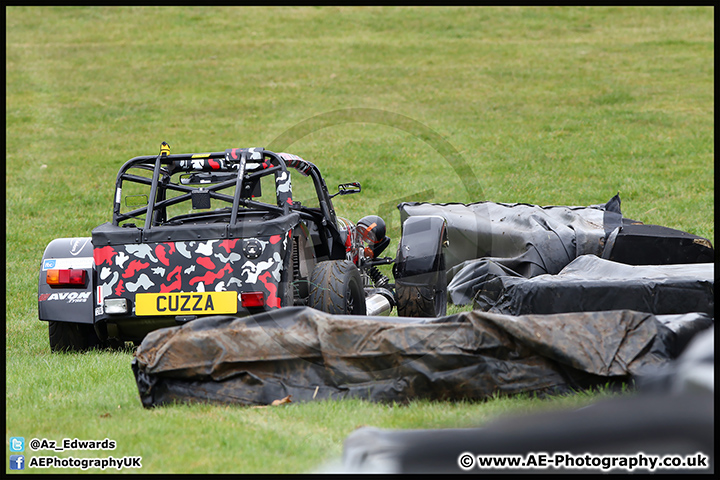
[92, 232, 293, 313]
[41, 146, 310, 346]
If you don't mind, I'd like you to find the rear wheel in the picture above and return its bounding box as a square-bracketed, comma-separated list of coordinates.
[48, 321, 101, 352]
[308, 260, 366, 315]
[393, 215, 448, 318]
[396, 270, 447, 318]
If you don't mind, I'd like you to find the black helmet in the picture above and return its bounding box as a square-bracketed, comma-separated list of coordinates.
[357, 215, 390, 257]
[357, 215, 386, 244]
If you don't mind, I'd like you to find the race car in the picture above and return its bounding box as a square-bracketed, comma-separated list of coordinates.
[38, 143, 448, 351]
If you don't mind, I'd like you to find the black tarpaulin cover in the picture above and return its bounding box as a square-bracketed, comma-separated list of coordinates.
[131, 306, 710, 408]
[400, 196, 714, 290]
[462, 254, 714, 316]
[335, 391, 714, 474]
[333, 328, 715, 474]
[398, 195, 624, 277]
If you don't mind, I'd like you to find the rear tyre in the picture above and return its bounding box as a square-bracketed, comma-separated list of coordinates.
[396, 269, 447, 318]
[394, 215, 448, 318]
[48, 321, 101, 353]
[308, 260, 366, 315]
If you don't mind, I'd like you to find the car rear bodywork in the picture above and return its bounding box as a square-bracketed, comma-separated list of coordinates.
[39, 144, 447, 350]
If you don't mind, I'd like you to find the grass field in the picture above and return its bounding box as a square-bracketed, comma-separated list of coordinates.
[6, 6, 714, 474]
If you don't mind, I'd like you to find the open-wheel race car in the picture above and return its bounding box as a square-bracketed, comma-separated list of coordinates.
[39, 143, 448, 351]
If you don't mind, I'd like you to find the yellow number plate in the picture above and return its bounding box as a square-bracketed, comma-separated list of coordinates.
[135, 291, 238, 316]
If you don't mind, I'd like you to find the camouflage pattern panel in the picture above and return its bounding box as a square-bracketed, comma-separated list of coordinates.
[275, 168, 293, 208]
[226, 147, 264, 165]
[93, 226, 294, 318]
[171, 156, 229, 172]
[279, 152, 314, 177]
[164, 147, 265, 173]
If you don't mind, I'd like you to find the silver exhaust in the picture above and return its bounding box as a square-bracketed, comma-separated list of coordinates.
[365, 290, 394, 316]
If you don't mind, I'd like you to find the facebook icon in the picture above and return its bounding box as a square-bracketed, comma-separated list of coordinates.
[10, 455, 25, 470]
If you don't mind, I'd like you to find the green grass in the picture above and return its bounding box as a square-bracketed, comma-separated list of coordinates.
[6, 6, 714, 474]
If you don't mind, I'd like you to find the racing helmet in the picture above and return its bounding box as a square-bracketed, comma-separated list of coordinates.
[357, 215, 390, 257]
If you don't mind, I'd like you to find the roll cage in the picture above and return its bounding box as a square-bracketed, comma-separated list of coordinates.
[110, 146, 355, 262]
[112, 147, 340, 227]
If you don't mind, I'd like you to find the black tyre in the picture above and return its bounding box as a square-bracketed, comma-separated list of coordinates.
[396, 269, 447, 318]
[308, 260, 366, 315]
[48, 321, 101, 353]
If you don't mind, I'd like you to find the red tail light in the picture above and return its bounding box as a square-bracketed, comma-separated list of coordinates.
[46, 269, 87, 286]
[241, 291, 265, 307]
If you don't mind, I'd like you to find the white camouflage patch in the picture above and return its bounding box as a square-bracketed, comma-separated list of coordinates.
[100, 266, 112, 280]
[241, 257, 275, 284]
[115, 251, 129, 268]
[215, 252, 243, 264]
[196, 240, 216, 256]
[176, 242, 192, 259]
[126, 274, 154, 292]
[125, 244, 157, 262]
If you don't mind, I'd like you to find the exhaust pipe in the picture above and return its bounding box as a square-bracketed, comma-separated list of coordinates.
[365, 289, 395, 316]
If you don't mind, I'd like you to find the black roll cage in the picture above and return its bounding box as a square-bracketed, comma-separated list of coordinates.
[111, 148, 340, 232]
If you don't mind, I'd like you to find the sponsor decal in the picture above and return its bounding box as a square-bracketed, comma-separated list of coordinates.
[69, 238, 91, 256]
[40, 292, 92, 304]
[42, 258, 93, 271]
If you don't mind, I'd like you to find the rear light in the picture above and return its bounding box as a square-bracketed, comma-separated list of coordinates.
[241, 291, 265, 308]
[46, 269, 87, 286]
